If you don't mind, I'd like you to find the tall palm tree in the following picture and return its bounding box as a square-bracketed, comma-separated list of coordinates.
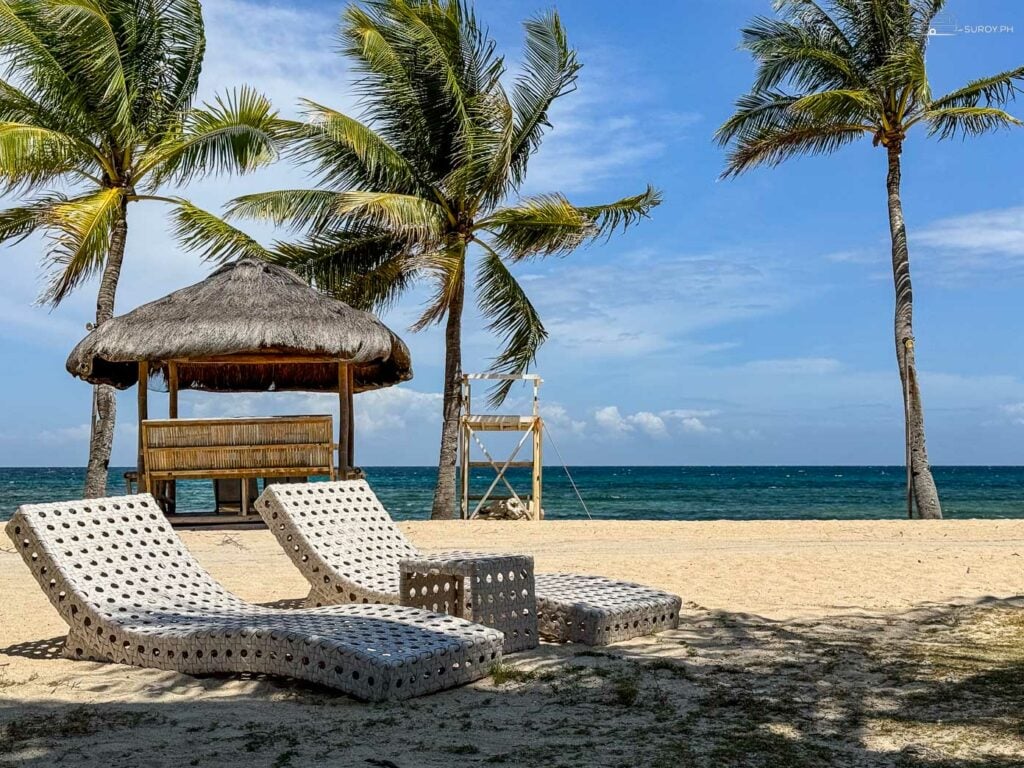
[178, 0, 660, 518]
[0, 0, 281, 497]
[716, 0, 1024, 519]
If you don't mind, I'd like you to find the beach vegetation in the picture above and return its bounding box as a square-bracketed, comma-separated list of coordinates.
[489, 660, 537, 685]
[180, 0, 661, 518]
[0, 0, 282, 496]
[717, 0, 1024, 518]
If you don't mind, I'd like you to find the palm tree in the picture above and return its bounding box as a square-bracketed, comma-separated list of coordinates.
[716, 0, 1024, 519]
[0, 0, 282, 497]
[179, 0, 660, 518]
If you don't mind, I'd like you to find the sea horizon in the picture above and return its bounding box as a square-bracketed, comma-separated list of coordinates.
[3, 465, 1022, 522]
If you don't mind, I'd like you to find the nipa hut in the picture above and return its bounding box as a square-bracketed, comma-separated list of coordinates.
[67, 258, 412, 519]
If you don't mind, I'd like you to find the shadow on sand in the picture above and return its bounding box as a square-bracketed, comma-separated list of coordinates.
[1, 596, 1022, 767]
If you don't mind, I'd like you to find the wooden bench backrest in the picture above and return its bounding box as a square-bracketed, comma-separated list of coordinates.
[141, 416, 335, 481]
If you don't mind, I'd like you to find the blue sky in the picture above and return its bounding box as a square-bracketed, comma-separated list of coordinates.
[2, 0, 1023, 467]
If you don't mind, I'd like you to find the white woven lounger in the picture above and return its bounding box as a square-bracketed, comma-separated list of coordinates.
[255, 481, 682, 646]
[5, 495, 503, 701]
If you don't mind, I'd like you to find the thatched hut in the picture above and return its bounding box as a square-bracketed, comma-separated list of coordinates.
[67, 259, 412, 511]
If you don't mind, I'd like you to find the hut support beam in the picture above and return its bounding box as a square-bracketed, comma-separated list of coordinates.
[168, 362, 179, 418]
[338, 362, 352, 479]
[347, 365, 355, 469]
[137, 361, 148, 493]
[167, 361, 178, 512]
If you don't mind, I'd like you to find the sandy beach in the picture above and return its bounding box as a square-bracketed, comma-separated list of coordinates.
[2, 519, 1023, 766]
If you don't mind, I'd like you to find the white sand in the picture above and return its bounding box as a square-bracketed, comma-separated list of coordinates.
[1, 519, 1023, 766]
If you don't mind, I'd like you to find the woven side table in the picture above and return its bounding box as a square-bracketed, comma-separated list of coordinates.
[400, 552, 538, 653]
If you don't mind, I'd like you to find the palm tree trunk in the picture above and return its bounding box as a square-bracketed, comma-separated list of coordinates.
[885, 142, 941, 519]
[83, 196, 128, 498]
[430, 262, 465, 520]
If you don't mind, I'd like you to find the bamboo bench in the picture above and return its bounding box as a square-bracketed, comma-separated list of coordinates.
[141, 416, 336, 516]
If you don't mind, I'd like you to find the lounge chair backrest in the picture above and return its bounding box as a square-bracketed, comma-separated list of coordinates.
[6, 494, 242, 629]
[256, 480, 418, 603]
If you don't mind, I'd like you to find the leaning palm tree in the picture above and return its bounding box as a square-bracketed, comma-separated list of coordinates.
[178, 0, 660, 518]
[0, 0, 281, 497]
[716, 0, 1024, 519]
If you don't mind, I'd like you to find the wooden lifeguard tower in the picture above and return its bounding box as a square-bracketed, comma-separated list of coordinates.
[459, 374, 543, 520]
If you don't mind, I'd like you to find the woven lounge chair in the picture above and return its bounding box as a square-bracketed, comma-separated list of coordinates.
[5, 494, 503, 701]
[255, 481, 682, 646]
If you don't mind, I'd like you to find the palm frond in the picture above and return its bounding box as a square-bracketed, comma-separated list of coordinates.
[411, 246, 465, 331]
[289, 100, 425, 194]
[742, 15, 859, 91]
[722, 119, 868, 177]
[0, 77, 80, 138]
[0, 121, 92, 193]
[139, 86, 281, 188]
[170, 200, 273, 263]
[483, 186, 661, 261]
[334, 191, 447, 242]
[475, 244, 547, 406]
[577, 185, 663, 238]
[40, 186, 124, 305]
[0, 2, 93, 129]
[482, 194, 591, 259]
[925, 106, 1022, 140]
[381, 1, 467, 109]
[447, 85, 514, 209]
[912, 0, 947, 42]
[869, 38, 929, 108]
[774, 0, 855, 54]
[226, 189, 347, 233]
[155, 0, 205, 117]
[930, 67, 1024, 110]
[789, 88, 879, 123]
[0, 194, 63, 243]
[45, 0, 132, 132]
[340, 4, 433, 164]
[508, 11, 579, 187]
[274, 228, 415, 312]
[716, 90, 802, 145]
[340, 2, 464, 183]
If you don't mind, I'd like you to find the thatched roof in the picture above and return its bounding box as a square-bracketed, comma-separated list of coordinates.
[66, 259, 413, 393]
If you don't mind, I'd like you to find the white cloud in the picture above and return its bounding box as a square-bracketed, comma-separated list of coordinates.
[200, 1, 351, 116]
[593, 405, 719, 437]
[541, 403, 587, 436]
[38, 423, 92, 444]
[662, 409, 721, 433]
[1002, 403, 1024, 425]
[915, 206, 1024, 258]
[353, 387, 443, 435]
[594, 405, 632, 434]
[523, 249, 806, 362]
[518, 44, 700, 195]
[183, 387, 442, 437]
[913, 206, 1024, 280]
[629, 411, 669, 438]
[743, 357, 843, 376]
[824, 248, 883, 265]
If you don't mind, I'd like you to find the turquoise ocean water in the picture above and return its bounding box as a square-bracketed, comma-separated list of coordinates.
[1, 466, 1022, 521]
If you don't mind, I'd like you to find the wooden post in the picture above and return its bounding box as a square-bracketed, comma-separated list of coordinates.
[241, 477, 250, 517]
[347, 364, 355, 469]
[167, 361, 178, 513]
[338, 362, 351, 479]
[168, 361, 179, 418]
[137, 361, 149, 493]
[532, 377, 542, 521]
[459, 376, 470, 519]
